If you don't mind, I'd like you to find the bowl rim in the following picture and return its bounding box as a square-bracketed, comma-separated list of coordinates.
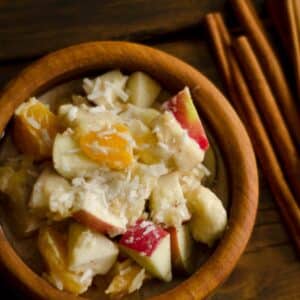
[0, 41, 258, 300]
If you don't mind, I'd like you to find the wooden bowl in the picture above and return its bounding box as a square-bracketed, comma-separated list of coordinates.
[0, 41, 258, 300]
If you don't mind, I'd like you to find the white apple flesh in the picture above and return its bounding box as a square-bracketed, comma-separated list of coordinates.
[126, 72, 161, 107]
[119, 220, 172, 282]
[68, 223, 119, 275]
[186, 186, 227, 246]
[72, 192, 127, 237]
[162, 87, 209, 151]
[53, 133, 100, 179]
[150, 172, 190, 228]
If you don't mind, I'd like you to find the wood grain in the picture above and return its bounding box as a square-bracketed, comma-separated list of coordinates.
[0, 41, 258, 300]
[0, 0, 269, 62]
[0, 0, 227, 61]
[230, 0, 300, 148]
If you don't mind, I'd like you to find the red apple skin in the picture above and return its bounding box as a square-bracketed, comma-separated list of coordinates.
[73, 210, 124, 236]
[162, 87, 209, 151]
[119, 220, 168, 256]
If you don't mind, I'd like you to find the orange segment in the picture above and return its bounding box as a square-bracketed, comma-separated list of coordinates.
[105, 259, 147, 297]
[79, 124, 134, 170]
[38, 226, 91, 295]
[134, 132, 161, 164]
[13, 99, 59, 160]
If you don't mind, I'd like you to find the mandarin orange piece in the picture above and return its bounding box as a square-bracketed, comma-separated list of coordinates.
[79, 124, 134, 170]
[38, 226, 92, 295]
[105, 259, 147, 297]
[13, 98, 59, 160]
[133, 131, 159, 164]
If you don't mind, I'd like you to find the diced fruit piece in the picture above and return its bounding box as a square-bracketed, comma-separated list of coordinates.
[53, 132, 100, 179]
[179, 164, 208, 194]
[0, 157, 41, 236]
[152, 112, 204, 170]
[83, 70, 128, 108]
[120, 104, 160, 126]
[162, 87, 209, 151]
[168, 224, 195, 274]
[150, 172, 190, 228]
[13, 97, 59, 159]
[38, 226, 93, 295]
[121, 118, 163, 165]
[109, 163, 165, 226]
[122, 119, 170, 165]
[68, 223, 119, 275]
[58, 104, 120, 135]
[72, 185, 127, 237]
[126, 72, 161, 107]
[119, 220, 172, 282]
[29, 167, 74, 220]
[79, 124, 134, 170]
[105, 259, 147, 297]
[186, 186, 227, 246]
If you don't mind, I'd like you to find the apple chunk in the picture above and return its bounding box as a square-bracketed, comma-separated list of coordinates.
[13, 97, 59, 160]
[150, 172, 190, 228]
[126, 72, 161, 107]
[72, 187, 127, 237]
[186, 186, 227, 246]
[168, 224, 195, 274]
[119, 220, 172, 282]
[151, 112, 204, 171]
[68, 223, 119, 275]
[162, 87, 209, 150]
[29, 167, 75, 220]
[53, 132, 100, 179]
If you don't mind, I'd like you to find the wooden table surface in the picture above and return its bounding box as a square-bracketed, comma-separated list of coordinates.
[0, 1, 299, 299]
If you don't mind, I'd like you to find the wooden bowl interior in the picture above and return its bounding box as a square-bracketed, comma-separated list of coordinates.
[0, 41, 258, 300]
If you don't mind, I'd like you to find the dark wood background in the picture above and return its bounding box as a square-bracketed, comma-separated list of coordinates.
[1, 0, 299, 299]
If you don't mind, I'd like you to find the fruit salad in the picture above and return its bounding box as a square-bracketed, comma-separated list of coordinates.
[0, 70, 227, 298]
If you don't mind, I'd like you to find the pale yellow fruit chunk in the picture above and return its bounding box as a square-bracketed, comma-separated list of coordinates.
[13, 98, 59, 160]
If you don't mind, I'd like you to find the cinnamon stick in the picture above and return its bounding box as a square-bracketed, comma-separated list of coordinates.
[266, 0, 290, 56]
[294, 0, 300, 40]
[286, 0, 300, 99]
[204, 13, 300, 253]
[233, 36, 300, 201]
[230, 0, 300, 148]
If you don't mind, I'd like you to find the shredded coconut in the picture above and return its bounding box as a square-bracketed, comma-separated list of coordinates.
[128, 269, 146, 293]
[89, 105, 106, 113]
[157, 142, 169, 151]
[104, 80, 129, 102]
[72, 177, 86, 187]
[67, 106, 78, 121]
[41, 128, 51, 144]
[79, 269, 93, 284]
[26, 116, 41, 130]
[88, 141, 109, 154]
